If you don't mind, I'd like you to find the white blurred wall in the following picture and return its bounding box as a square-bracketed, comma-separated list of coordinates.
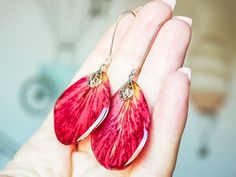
[0, 0, 236, 176]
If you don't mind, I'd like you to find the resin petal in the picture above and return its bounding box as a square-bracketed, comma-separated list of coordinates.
[54, 72, 110, 145]
[91, 82, 150, 170]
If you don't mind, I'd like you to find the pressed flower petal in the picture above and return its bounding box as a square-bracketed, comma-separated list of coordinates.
[54, 72, 110, 145]
[91, 82, 150, 170]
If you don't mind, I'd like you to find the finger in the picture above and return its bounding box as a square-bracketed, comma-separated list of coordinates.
[138, 16, 192, 110]
[131, 68, 191, 177]
[72, 9, 138, 82]
[107, 0, 174, 93]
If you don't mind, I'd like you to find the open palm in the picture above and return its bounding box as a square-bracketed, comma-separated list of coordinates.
[0, 0, 192, 177]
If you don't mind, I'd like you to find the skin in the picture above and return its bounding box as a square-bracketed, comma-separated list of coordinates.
[0, 0, 192, 177]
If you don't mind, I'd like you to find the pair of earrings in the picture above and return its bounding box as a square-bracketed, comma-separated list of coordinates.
[54, 10, 150, 170]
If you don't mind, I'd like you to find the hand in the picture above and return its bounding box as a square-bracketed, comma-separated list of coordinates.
[0, 0, 192, 177]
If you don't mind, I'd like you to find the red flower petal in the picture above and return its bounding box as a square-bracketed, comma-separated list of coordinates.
[54, 72, 110, 145]
[91, 82, 150, 170]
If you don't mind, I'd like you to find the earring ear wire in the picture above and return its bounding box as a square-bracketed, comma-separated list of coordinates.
[109, 10, 136, 57]
[129, 20, 166, 82]
[99, 10, 136, 72]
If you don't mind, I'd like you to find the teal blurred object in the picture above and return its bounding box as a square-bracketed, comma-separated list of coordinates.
[41, 63, 77, 93]
[19, 62, 77, 116]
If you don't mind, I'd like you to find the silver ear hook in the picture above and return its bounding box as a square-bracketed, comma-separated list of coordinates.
[100, 10, 136, 72]
[109, 10, 136, 58]
[128, 20, 167, 82]
[119, 20, 166, 99]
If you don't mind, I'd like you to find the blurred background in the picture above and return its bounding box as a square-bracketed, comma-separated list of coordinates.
[0, 0, 235, 176]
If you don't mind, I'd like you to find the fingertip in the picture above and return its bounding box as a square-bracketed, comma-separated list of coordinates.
[161, 0, 176, 11]
[178, 67, 191, 82]
[173, 16, 192, 26]
[164, 18, 192, 44]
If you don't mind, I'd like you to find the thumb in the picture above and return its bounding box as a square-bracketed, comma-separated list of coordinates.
[0, 112, 72, 177]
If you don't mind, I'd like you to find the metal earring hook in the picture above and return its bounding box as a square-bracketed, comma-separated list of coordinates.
[109, 10, 136, 57]
[100, 10, 136, 72]
[128, 20, 166, 82]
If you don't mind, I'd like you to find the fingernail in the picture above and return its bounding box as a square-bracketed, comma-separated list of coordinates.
[178, 67, 191, 81]
[161, 0, 176, 11]
[174, 16, 192, 26]
[134, 6, 143, 13]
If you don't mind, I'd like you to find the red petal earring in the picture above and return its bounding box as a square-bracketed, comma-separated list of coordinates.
[54, 11, 136, 145]
[91, 67, 150, 170]
[91, 14, 166, 169]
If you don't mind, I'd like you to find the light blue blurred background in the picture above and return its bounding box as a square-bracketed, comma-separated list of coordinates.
[0, 0, 236, 177]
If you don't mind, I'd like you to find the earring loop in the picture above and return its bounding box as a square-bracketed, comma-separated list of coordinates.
[99, 10, 136, 72]
[109, 10, 136, 57]
[128, 20, 166, 81]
